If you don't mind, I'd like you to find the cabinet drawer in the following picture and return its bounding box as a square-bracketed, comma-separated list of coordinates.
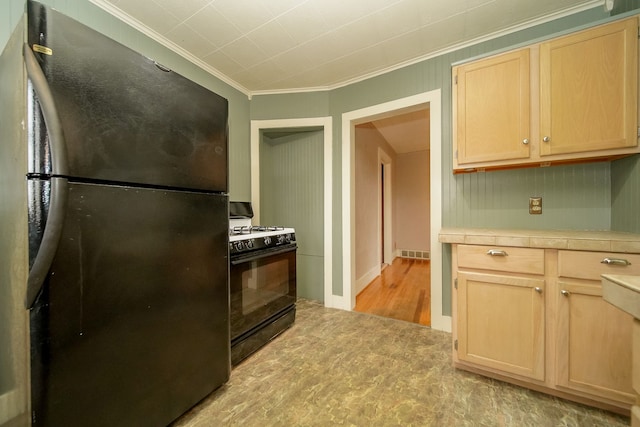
[457, 245, 544, 275]
[558, 251, 640, 280]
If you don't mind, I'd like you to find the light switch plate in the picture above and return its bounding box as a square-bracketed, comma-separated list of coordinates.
[529, 197, 542, 214]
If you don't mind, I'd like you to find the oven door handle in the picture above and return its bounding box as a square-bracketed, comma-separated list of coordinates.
[230, 244, 297, 265]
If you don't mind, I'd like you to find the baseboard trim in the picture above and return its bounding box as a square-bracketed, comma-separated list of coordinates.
[355, 265, 381, 296]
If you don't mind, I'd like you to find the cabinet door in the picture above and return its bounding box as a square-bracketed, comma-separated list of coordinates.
[456, 271, 545, 380]
[555, 281, 635, 404]
[454, 49, 531, 165]
[539, 17, 638, 156]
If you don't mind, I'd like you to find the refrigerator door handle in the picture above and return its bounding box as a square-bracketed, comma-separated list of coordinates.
[26, 177, 68, 309]
[23, 43, 69, 176]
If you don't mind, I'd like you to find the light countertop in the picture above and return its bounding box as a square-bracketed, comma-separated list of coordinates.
[439, 228, 640, 253]
[601, 274, 640, 318]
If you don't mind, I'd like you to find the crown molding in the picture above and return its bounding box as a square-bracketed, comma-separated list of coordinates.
[90, 0, 602, 98]
[89, 0, 252, 98]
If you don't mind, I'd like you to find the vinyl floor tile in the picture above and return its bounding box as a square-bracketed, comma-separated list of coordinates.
[173, 299, 630, 427]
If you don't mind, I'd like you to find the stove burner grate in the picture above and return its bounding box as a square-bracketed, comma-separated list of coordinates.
[230, 225, 285, 236]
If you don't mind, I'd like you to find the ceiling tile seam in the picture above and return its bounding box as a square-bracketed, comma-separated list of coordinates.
[215, 0, 499, 86]
[195, 0, 317, 60]
[203, 49, 246, 76]
[250, 1, 603, 96]
[215, 3, 417, 82]
[156, 0, 215, 36]
[260, 10, 474, 88]
[88, 0, 252, 97]
[91, 0, 603, 96]
[197, 0, 408, 71]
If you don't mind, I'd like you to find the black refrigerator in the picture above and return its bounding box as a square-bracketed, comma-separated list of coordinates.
[24, 1, 230, 425]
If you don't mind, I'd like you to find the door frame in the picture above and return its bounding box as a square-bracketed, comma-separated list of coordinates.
[378, 148, 393, 266]
[250, 117, 333, 305]
[341, 90, 451, 332]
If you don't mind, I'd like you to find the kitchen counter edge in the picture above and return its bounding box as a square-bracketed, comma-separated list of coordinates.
[439, 228, 640, 253]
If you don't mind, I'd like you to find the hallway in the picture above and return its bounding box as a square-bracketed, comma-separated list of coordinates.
[354, 257, 431, 326]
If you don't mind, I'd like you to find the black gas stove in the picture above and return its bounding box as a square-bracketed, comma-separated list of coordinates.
[229, 224, 296, 255]
[228, 201, 297, 365]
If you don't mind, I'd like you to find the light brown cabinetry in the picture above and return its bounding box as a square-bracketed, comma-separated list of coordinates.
[555, 251, 637, 404]
[540, 18, 638, 156]
[454, 50, 530, 165]
[601, 274, 640, 426]
[453, 16, 639, 173]
[452, 244, 638, 414]
[456, 245, 545, 380]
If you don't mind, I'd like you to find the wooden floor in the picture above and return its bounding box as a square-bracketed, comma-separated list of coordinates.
[354, 257, 431, 326]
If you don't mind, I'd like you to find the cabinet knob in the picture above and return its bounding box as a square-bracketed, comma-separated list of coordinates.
[543, 136, 550, 142]
[561, 290, 570, 297]
[522, 138, 529, 145]
[534, 287, 543, 294]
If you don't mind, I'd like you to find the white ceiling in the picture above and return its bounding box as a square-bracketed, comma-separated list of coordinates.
[93, 0, 603, 96]
[91, 0, 604, 153]
[372, 108, 430, 153]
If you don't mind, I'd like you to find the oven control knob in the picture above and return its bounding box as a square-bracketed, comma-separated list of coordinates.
[246, 239, 254, 249]
[264, 236, 271, 246]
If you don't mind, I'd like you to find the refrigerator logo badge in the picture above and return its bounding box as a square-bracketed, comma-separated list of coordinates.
[32, 44, 53, 56]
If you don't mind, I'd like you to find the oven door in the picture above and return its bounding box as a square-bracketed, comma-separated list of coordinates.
[230, 243, 297, 341]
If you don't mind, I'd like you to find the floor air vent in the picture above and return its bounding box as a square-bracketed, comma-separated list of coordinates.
[400, 250, 430, 260]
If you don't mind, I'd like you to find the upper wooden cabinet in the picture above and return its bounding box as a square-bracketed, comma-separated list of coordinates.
[540, 18, 638, 156]
[455, 49, 530, 165]
[453, 16, 639, 173]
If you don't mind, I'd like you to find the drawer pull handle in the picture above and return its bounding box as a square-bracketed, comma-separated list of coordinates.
[600, 257, 631, 266]
[486, 249, 508, 257]
[534, 287, 543, 294]
[561, 290, 570, 297]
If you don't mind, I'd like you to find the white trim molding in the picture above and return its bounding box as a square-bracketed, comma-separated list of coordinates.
[378, 148, 393, 267]
[250, 117, 335, 307]
[342, 91, 452, 332]
[355, 265, 382, 297]
[90, 0, 600, 98]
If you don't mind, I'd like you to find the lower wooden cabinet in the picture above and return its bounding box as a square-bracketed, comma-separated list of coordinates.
[457, 271, 545, 381]
[452, 244, 637, 414]
[555, 280, 634, 403]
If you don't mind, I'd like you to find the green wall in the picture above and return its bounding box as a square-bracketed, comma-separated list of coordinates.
[612, 155, 640, 232]
[0, 0, 24, 53]
[252, 6, 640, 315]
[261, 130, 325, 301]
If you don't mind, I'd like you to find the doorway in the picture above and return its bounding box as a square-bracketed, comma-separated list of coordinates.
[342, 90, 451, 332]
[352, 111, 431, 326]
